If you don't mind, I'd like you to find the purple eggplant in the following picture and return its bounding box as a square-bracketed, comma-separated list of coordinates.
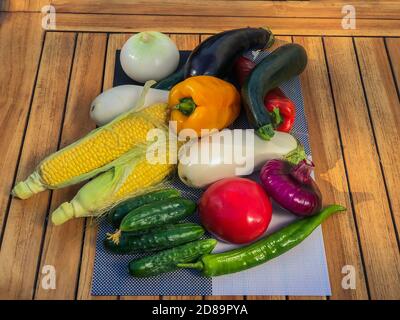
[260, 159, 322, 216]
[184, 27, 274, 78]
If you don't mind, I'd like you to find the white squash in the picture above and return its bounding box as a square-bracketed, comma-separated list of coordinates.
[90, 85, 169, 126]
[178, 129, 303, 188]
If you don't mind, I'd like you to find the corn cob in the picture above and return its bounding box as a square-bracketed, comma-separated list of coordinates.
[12, 87, 169, 199]
[51, 147, 175, 226]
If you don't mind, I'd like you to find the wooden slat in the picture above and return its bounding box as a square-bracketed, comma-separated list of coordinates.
[205, 296, 244, 300]
[53, 13, 400, 36]
[1, 0, 47, 11]
[34, 33, 107, 300]
[324, 37, 400, 300]
[77, 220, 116, 300]
[291, 36, 368, 300]
[354, 38, 400, 243]
[103, 33, 132, 90]
[3, 1, 400, 19]
[0, 13, 43, 236]
[386, 38, 400, 92]
[0, 32, 76, 299]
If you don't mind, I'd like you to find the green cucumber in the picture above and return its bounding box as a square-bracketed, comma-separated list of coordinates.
[120, 197, 196, 232]
[108, 188, 180, 228]
[152, 68, 184, 90]
[129, 238, 217, 277]
[104, 223, 205, 254]
[242, 43, 307, 140]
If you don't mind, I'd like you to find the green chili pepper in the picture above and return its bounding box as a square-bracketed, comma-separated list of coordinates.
[178, 204, 346, 277]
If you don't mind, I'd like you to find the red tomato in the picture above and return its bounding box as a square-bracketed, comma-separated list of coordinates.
[199, 178, 272, 244]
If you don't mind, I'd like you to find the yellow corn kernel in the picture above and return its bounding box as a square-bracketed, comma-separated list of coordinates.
[12, 103, 168, 199]
[41, 103, 168, 186]
[51, 155, 175, 226]
[113, 158, 173, 201]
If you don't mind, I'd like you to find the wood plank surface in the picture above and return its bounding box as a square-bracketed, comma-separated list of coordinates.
[354, 38, 400, 243]
[34, 33, 107, 300]
[324, 37, 400, 300]
[0, 32, 76, 299]
[386, 38, 400, 92]
[103, 33, 132, 90]
[0, 13, 44, 237]
[1, 4, 399, 300]
[292, 36, 368, 300]
[53, 13, 400, 36]
[77, 219, 117, 300]
[3, 1, 400, 19]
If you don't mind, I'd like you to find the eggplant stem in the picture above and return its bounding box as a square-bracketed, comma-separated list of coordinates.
[285, 143, 307, 165]
[262, 27, 275, 48]
[290, 159, 314, 184]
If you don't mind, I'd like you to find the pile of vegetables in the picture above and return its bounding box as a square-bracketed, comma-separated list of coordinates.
[11, 27, 346, 280]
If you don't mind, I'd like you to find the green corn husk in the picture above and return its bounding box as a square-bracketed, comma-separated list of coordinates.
[12, 81, 165, 200]
[51, 138, 176, 226]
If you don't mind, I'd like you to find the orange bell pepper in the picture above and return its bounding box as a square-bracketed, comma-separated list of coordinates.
[168, 76, 241, 136]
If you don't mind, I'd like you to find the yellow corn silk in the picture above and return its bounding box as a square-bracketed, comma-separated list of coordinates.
[51, 144, 176, 226]
[12, 103, 169, 199]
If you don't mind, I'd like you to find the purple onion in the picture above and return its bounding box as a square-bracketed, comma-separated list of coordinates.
[260, 159, 322, 216]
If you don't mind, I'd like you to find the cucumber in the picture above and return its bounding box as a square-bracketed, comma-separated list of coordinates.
[152, 68, 184, 90]
[129, 238, 217, 277]
[120, 198, 197, 232]
[108, 188, 180, 228]
[104, 223, 205, 254]
[242, 43, 307, 140]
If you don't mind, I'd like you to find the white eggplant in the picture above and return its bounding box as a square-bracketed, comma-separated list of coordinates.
[90, 85, 169, 126]
[178, 129, 304, 188]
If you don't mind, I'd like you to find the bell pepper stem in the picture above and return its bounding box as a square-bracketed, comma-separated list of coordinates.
[256, 124, 275, 140]
[177, 261, 204, 270]
[175, 97, 197, 116]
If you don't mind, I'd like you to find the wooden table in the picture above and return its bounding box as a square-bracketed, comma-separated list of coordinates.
[0, 1, 399, 300]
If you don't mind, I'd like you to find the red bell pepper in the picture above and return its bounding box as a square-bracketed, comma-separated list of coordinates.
[264, 88, 296, 133]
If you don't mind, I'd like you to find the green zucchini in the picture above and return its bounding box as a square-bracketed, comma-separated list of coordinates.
[120, 197, 197, 232]
[242, 43, 307, 140]
[129, 238, 217, 277]
[104, 223, 205, 254]
[108, 188, 180, 228]
[152, 68, 184, 90]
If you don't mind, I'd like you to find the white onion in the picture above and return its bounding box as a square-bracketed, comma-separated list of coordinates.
[120, 31, 179, 83]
